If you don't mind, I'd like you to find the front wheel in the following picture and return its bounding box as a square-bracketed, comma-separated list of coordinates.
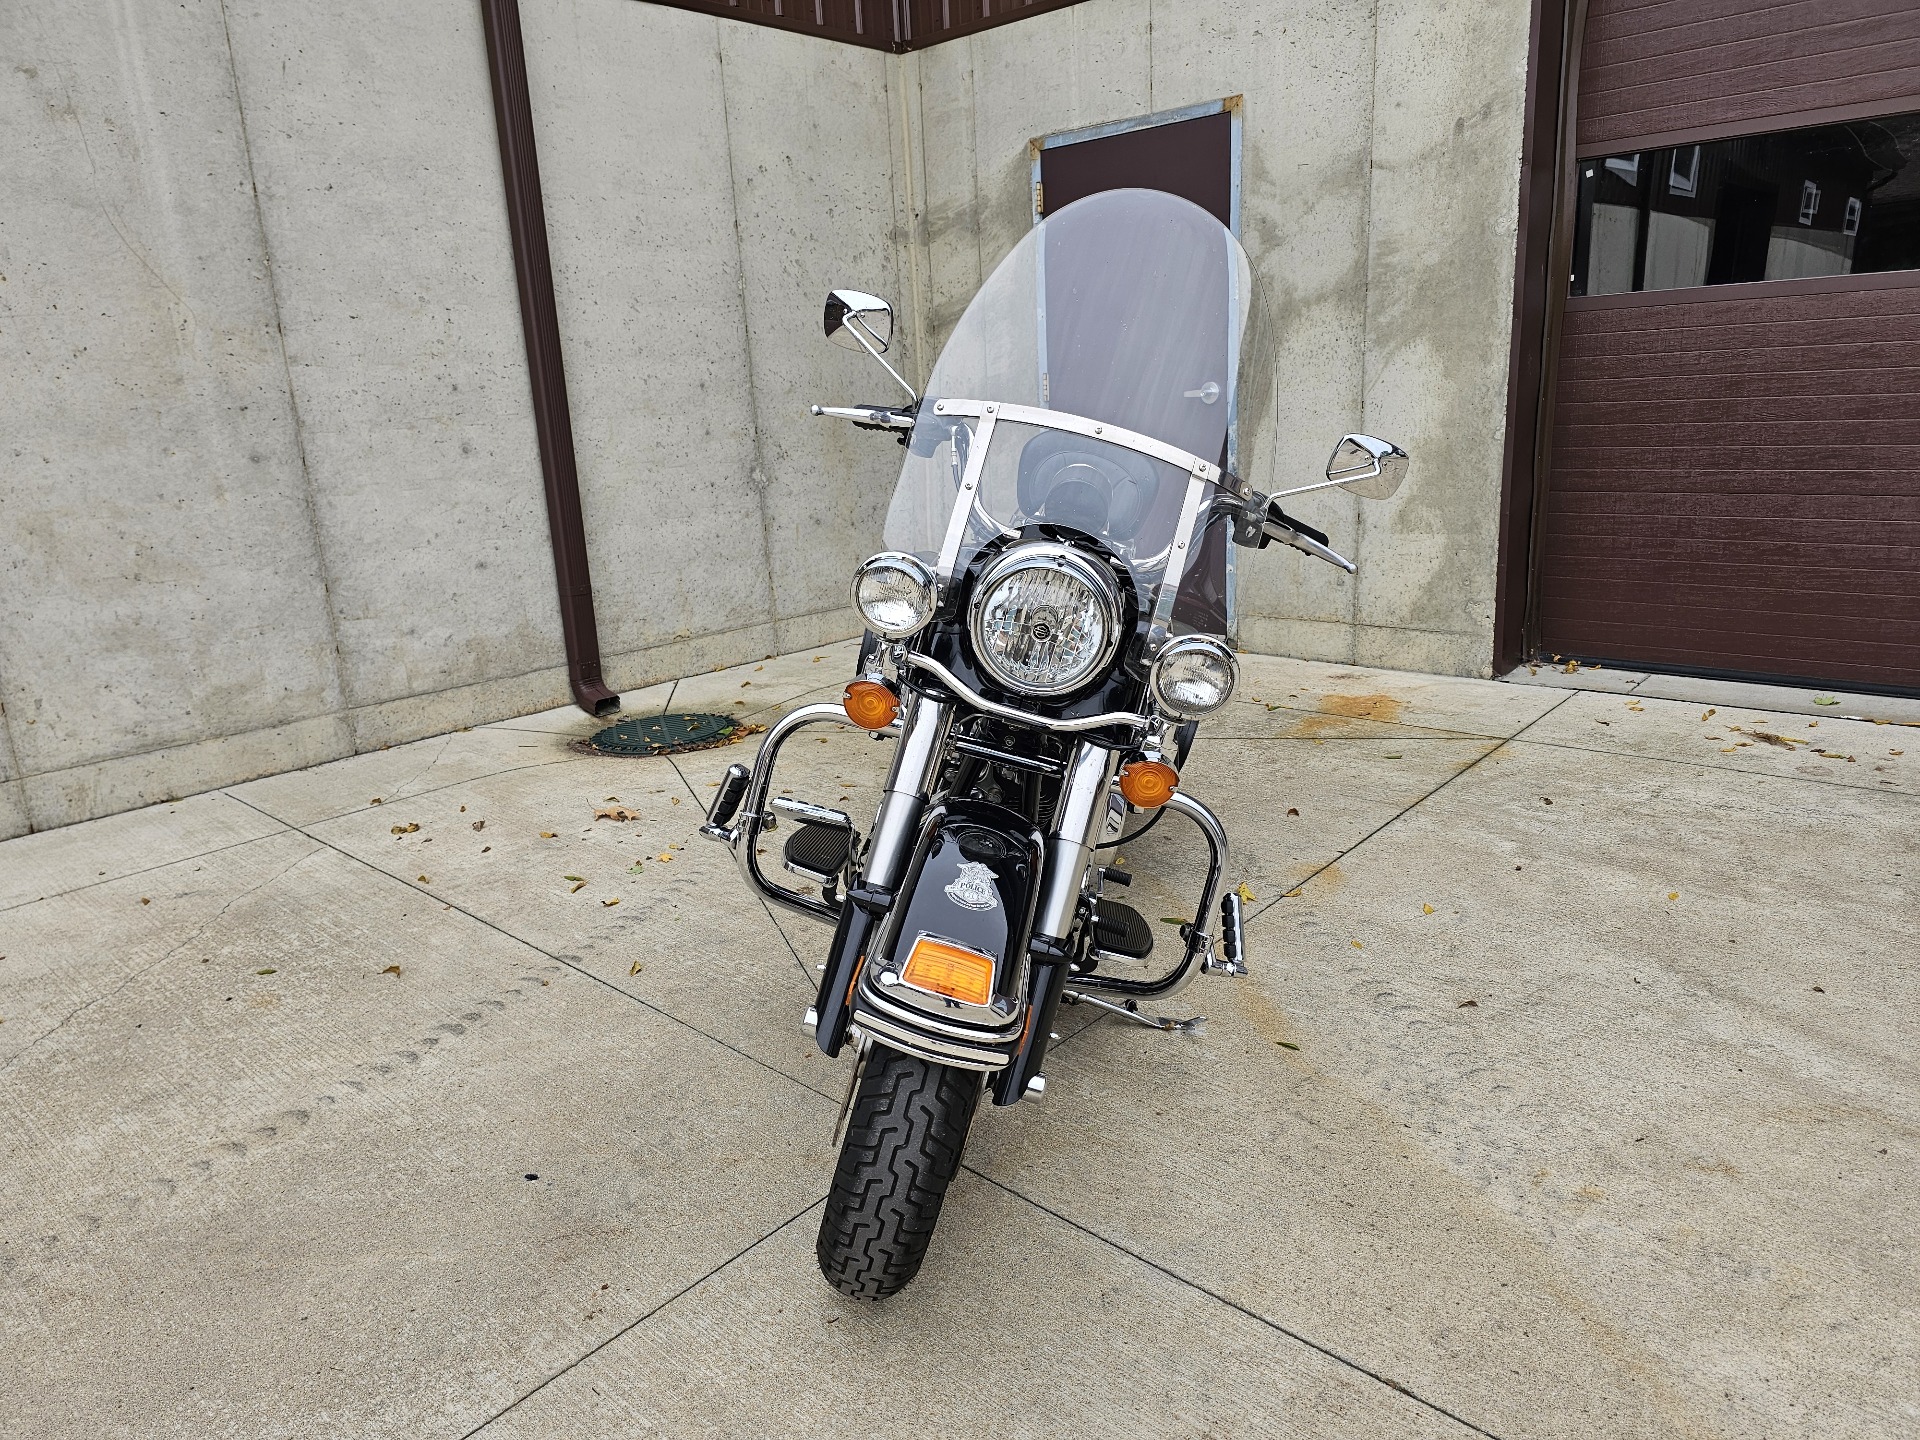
[816, 1044, 980, 1299]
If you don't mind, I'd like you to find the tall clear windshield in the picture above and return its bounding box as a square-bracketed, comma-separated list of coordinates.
[884, 189, 1274, 627]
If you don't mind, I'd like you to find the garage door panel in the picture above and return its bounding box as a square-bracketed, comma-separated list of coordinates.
[1556, 419, 1920, 452]
[1564, 314, 1920, 358]
[1538, 583, 1920, 636]
[1585, 0, 1915, 71]
[1556, 370, 1920, 407]
[1560, 344, 1920, 385]
[1560, 394, 1910, 428]
[1577, 0, 1920, 152]
[1547, 490, 1920, 526]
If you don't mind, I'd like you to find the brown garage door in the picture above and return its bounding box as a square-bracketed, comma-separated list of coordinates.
[1536, 2, 1920, 692]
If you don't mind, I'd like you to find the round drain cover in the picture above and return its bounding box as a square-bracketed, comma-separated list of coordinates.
[579, 712, 751, 758]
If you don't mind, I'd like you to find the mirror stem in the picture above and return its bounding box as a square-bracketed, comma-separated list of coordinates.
[1268, 469, 1378, 501]
[844, 315, 920, 404]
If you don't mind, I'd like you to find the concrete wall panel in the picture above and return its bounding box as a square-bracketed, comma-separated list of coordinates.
[219, 0, 565, 737]
[714, 20, 906, 640]
[1354, 0, 1533, 677]
[519, 1, 775, 686]
[0, 0, 350, 830]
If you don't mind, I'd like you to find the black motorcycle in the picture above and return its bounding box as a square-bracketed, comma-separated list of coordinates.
[701, 188, 1407, 1299]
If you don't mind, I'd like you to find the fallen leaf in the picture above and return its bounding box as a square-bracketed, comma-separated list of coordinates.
[1422, 903, 1435, 915]
[1158, 916, 1188, 926]
[1563, 661, 1578, 674]
[627, 862, 646, 874]
[1667, 892, 1679, 901]
[564, 874, 585, 881]
[740, 680, 752, 688]
[1237, 883, 1257, 903]
[481, 846, 491, 853]
[1814, 696, 1839, 706]
[1384, 753, 1403, 760]
[656, 853, 674, 863]
[391, 822, 420, 835]
[140, 897, 150, 905]
[1285, 807, 1299, 817]
[1892, 750, 1905, 757]
[570, 882, 587, 894]
[1457, 999, 1478, 1008]
[1284, 887, 1303, 898]
[1275, 1040, 1300, 1051]
[669, 796, 681, 806]
[381, 965, 402, 976]
[459, 805, 466, 813]
[629, 961, 643, 976]
[539, 831, 556, 839]
[471, 819, 485, 831]
[418, 875, 431, 884]
[1351, 939, 1364, 950]
[1701, 708, 1717, 721]
[1541, 796, 1553, 805]
[256, 968, 276, 976]
[594, 807, 640, 822]
[603, 898, 620, 907]
[1812, 985, 1825, 993]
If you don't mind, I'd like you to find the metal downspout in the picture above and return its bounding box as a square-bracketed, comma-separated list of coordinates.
[479, 0, 619, 716]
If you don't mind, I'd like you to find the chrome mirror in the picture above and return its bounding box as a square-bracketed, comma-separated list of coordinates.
[825, 290, 894, 353]
[821, 289, 916, 403]
[1325, 434, 1408, 500]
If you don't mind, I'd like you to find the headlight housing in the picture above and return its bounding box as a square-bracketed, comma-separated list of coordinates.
[1151, 635, 1238, 719]
[851, 552, 937, 639]
[968, 543, 1121, 696]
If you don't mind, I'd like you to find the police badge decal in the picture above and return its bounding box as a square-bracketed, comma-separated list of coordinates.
[944, 860, 999, 911]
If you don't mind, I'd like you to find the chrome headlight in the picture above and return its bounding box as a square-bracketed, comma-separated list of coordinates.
[851, 552, 936, 639]
[968, 544, 1121, 696]
[1151, 635, 1238, 719]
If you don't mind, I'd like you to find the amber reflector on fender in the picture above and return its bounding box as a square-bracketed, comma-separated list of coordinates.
[1118, 759, 1178, 809]
[901, 936, 995, 1007]
[843, 679, 901, 730]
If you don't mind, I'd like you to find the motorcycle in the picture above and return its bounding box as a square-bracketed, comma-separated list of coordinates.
[700, 188, 1407, 1299]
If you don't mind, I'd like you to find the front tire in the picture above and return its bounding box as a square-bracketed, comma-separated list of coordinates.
[816, 1044, 980, 1299]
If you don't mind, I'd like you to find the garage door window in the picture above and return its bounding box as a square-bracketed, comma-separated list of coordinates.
[1572, 112, 1920, 296]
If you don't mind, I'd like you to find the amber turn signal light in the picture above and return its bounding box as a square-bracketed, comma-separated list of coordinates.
[901, 936, 995, 1007]
[1118, 759, 1179, 809]
[843, 679, 901, 731]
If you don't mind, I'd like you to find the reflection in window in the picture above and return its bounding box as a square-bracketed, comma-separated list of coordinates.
[1571, 111, 1920, 296]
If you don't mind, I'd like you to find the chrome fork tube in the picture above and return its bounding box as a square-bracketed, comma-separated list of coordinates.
[1031, 741, 1120, 948]
[860, 693, 953, 896]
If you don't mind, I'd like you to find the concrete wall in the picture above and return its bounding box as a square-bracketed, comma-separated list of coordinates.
[890, 0, 1535, 676]
[1, 0, 1533, 838]
[0, 0, 895, 839]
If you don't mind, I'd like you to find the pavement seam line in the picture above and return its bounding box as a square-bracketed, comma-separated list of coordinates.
[458, 1198, 828, 1437]
[1502, 732, 1918, 800]
[0, 837, 325, 1076]
[0, 823, 295, 915]
[1242, 689, 1583, 929]
[221, 793, 843, 1108]
[963, 1167, 1504, 1439]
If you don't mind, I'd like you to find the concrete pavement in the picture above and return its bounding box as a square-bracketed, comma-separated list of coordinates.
[3, 643, 1914, 1438]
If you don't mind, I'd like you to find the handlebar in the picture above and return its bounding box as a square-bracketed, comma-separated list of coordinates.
[1230, 493, 1356, 573]
[810, 403, 916, 432]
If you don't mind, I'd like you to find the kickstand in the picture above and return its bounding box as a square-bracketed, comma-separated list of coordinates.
[831, 1039, 872, 1147]
[1064, 989, 1206, 1036]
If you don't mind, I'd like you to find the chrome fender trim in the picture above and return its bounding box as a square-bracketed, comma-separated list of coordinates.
[903, 653, 1150, 734]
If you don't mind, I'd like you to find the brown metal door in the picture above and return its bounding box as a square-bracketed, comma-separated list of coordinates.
[1536, 1, 1920, 692]
[1038, 112, 1232, 228]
